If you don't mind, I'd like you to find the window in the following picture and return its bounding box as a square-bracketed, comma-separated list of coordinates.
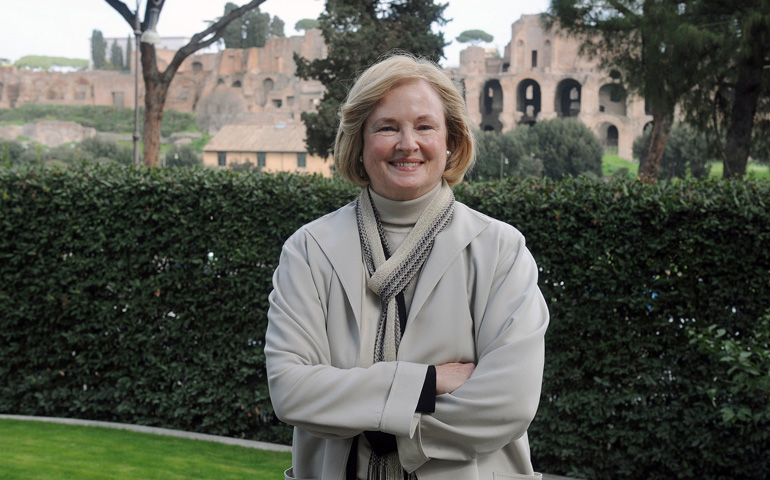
[531, 50, 538, 68]
[217, 152, 226, 167]
[297, 153, 307, 169]
[272, 99, 283, 108]
[257, 152, 266, 168]
[112, 92, 125, 108]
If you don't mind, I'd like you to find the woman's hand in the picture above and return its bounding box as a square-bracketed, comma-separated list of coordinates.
[435, 362, 476, 395]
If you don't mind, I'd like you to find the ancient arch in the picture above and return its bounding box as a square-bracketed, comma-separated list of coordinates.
[517, 79, 541, 125]
[479, 79, 504, 132]
[543, 40, 552, 69]
[232, 80, 242, 88]
[597, 122, 621, 156]
[262, 77, 275, 106]
[599, 83, 627, 116]
[555, 78, 581, 117]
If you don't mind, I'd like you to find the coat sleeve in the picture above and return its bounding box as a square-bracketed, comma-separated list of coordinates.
[265, 227, 428, 440]
[397, 224, 549, 472]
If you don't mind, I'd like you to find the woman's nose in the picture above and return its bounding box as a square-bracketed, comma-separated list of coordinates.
[396, 129, 418, 153]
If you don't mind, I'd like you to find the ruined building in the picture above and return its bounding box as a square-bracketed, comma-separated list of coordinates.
[0, 15, 650, 161]
[448, 14, 650, 160]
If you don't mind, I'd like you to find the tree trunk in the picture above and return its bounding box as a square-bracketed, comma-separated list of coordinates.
[106, 0, 268, 167]
[638, 110, 672, 183]
[140, 42, 170, 167]
[723, 35, 765, 178]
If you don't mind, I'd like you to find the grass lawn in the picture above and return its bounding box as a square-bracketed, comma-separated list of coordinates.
[601, 154, 770, 180]
[602, 154, 638, 178]
[0, 419, 291, 480]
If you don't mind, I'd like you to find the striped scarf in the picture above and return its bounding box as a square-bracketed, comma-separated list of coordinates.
[355, 182, 454, 480]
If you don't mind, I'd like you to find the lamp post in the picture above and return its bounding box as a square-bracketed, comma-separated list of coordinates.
[132, 0, 141, 166]
[132, 0, 161, 167]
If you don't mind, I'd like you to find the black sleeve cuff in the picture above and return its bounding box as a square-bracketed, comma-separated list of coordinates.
[416, 365, 436, 413]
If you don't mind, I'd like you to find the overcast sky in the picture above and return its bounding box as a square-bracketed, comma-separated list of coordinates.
[0, 0, 549, 67]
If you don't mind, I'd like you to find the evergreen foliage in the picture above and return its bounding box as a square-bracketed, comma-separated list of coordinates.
[455, 29, 494, 45]
[125, 35, 133, 71]
[13, 56, 88, 71]
[676, 0, 770, 178]
[295, 0, 449, 158]
[0, 138, 134, 167]
[0, 104, 198, 138]
[269, 17, 285, 38]
[221, 3, 245, 48]
[531, 118, 603, 179]
[633, 124, 713, 180]
[165, 144, 202, 168]
[549, 0, 770, 179]
[110, 40, 124, 70]
[91, 30, 107, 70]
[470, 128, 540, 181]
[473, 119, 602, 180]
[294, 18, 320, 32]
[220, 3, 284, 48]
[1, 165, 769, 478]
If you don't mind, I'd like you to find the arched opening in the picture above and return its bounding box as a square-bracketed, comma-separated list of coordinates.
[543, 40, 552, 68]
[192, 62, 203, 73]
[479, 79, 503, 132]
[263, 78, 274, 106]
[517, 79, 541, 125]
[599, 122, 620, 154]
[555, 78, 581, 117]
[599, 84, 627, 116]
[232, 80, 242, 88]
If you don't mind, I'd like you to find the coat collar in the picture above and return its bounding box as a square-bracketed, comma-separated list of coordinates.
[305, 200, 491, 327]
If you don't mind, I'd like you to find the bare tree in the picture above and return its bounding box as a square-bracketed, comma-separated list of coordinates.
[105, 0, 267, 166]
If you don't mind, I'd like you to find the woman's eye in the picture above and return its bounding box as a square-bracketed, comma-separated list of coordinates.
[379, 126, 395, 132]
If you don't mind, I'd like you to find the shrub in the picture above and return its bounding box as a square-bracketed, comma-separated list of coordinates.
[633, 123, 713, 179]
[471, 128, 540, 181]
[471, 119, 602, 181]
[0, 104, 198, 137]
[531, 118, 603, 179]
[164, 144, 202, 168]
[1, 166, 768, 478]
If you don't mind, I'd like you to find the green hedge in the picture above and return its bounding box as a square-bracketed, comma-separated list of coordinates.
[1, 164, 768, 478]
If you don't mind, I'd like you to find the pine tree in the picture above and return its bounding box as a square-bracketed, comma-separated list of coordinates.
[549, 0, 770, 180]
[91, 29, 107, 70]
[124, 35, 132, 71]
[295, 0, 449, 158]
[221, 2, 244, 48]
[110, 40, 124, 70]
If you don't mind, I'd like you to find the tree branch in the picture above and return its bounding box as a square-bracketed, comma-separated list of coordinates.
[164, 0, 267, 80]
[104, 0, 136, 27]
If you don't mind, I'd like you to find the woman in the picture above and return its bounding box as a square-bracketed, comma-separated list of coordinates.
[265, 53, 548, 480]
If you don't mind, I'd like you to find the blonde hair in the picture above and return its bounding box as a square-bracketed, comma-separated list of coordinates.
[334, 53, 475, 187]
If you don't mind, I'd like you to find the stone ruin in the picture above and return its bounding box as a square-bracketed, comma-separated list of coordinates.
[0, 15, 650, 159]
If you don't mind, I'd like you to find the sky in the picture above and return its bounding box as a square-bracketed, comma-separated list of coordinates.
[0, 0, 550, 68]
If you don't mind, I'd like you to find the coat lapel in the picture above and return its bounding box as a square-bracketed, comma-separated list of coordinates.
[407, 203, 490, 325]
[306, 201, 490, 333]
[305, 202, 365, 327]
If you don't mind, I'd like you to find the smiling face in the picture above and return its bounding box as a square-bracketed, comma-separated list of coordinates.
[362, 79, 448, 201]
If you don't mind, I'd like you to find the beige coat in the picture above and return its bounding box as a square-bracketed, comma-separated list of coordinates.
[266, 200, 549, 480]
